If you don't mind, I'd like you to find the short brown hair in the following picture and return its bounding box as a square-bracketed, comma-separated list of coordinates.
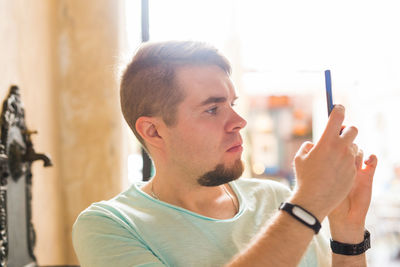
[120, 41, 231, 150]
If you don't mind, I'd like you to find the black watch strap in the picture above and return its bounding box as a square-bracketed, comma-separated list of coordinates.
[279, 202, 321, 234]
[330, 230, 371, 256]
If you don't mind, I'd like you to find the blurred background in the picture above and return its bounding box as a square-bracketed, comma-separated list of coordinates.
[1, 0, 399, 265]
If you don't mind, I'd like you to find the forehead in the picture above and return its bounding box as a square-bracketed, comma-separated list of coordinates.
[175, 65, 236, 106]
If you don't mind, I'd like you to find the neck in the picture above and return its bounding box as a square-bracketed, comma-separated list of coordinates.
[142, 173, 239, 219]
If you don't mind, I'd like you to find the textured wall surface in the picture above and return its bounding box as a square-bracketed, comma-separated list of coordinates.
[0, 0, 125, 264]
[54, 0, 124, 263]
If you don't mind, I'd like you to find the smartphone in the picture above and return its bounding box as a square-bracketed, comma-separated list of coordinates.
[324, 70, 334, 117]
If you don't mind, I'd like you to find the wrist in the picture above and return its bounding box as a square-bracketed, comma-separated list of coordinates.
[331, 230, 371, 256]
[329, 222, 365, 243]
[279, 202, 322, 234]
[289, 193, 328, 223]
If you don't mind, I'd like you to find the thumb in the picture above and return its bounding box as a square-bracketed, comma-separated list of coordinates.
[295, 141, 314, 158]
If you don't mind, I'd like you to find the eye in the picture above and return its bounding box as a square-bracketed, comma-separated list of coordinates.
[231, 97, 239, 107]
[206, 106, 218, 115]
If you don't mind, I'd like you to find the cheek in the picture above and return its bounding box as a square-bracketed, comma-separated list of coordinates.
[173, 127, 220, 155]
[167, 114, 226, 154]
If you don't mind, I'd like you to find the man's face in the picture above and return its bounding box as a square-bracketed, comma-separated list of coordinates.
[163, 65, 247, 186]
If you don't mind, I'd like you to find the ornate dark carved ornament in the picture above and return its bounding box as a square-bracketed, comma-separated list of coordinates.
[0, 86, 52, 267]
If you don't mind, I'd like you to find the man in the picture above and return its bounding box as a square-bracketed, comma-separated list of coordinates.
[73, 41, 378, 266]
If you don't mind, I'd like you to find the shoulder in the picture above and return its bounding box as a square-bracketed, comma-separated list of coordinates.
[72, 183, 168, 267]
[72, 182, 151, 250]
[73, 182, 148, 233]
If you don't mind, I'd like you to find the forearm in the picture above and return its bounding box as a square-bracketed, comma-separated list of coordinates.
[226, 194, 327, 267]
[226, 211, 315, 267]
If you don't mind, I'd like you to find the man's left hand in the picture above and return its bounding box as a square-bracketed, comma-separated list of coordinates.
[328, 145, 378, 242]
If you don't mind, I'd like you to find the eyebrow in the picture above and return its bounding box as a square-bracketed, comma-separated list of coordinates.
[199, 96, 238, 107]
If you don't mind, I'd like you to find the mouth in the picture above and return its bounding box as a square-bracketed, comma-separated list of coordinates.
[226, 143, 243, 153]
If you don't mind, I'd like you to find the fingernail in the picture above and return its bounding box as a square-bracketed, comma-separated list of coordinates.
[334, 104, 344, 109]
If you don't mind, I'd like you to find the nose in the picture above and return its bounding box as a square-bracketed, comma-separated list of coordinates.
[226, 109, 247, 132]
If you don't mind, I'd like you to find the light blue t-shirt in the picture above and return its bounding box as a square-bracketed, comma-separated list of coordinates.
[72, 178, 331, 267]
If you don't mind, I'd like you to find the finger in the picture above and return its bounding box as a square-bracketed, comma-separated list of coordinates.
[363, 154, 378, 177]
[352, 143, 359, 155]
[295, 141, 314, 158]
[340, 126, 358, 144]
[355, 147, 364, 170]
[320, 105, 345, 141]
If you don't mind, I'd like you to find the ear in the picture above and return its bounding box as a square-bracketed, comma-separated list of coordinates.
[135, 116, 164, 149]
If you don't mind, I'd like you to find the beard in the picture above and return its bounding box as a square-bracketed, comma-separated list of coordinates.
[197, 159, 244, 186]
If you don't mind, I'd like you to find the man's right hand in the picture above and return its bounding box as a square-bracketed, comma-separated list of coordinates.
[290, 105, 359, 221]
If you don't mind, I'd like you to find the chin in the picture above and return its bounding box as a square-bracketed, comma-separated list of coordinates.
[197, 159, 244, 187]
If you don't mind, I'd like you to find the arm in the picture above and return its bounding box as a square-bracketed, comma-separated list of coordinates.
[227, 201, 320, 267]
[226, 105, 361, 266]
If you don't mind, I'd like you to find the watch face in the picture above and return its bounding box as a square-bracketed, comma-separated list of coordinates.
[292, 206, 316, 225]
[279, 202, 321, 234]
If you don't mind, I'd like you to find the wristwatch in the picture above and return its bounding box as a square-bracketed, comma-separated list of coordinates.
[279, 202, 321, 234]
[330, 230, 371, 255]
